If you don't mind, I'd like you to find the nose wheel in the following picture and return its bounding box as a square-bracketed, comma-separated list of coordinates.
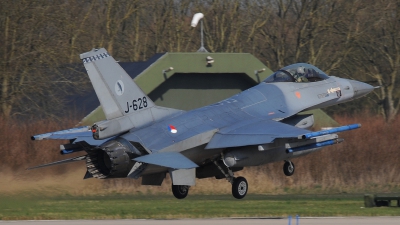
[172, 185, 190, 199]
[283, 160, 295, 176]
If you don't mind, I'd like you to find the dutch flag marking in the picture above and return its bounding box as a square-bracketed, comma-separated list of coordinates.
[168, 125, 177, 134]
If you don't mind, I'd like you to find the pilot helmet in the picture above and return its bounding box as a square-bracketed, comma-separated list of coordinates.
[297, 66, 305, 74]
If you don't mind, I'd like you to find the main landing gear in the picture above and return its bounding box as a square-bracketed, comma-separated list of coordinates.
[283, 160, 295, 176]
[232, 176, 248, 199]
[213, 160, 248, 199]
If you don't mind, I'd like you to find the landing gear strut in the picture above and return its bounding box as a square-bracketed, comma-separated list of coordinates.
[283, 160, 295, 176]
[213, 159, 248, 199]
[172, 185, 189, 199]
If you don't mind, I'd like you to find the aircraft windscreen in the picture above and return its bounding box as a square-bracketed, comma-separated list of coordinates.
[264, 63, 329, 83]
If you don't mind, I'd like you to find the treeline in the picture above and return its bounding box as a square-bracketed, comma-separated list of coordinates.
[1, 0, 400, 120]
[1, 113, 399, 195]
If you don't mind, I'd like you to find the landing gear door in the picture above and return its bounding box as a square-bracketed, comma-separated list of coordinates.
[169, 168, 196, 186]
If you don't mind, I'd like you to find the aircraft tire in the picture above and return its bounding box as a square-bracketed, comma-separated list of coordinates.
[283, 161, 295, 176]
[232, 176, 248, 199]
[172, 185, 189, 199]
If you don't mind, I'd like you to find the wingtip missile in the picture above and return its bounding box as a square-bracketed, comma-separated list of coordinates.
[299, 124, 361, 139]
[287, 138, 344, 153]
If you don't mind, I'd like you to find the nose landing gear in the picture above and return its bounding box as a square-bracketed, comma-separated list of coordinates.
[283, 160, 295, 176]
[172, 185, 190, 199]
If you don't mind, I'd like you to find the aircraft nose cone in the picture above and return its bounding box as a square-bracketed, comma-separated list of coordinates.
[348, 80, 374, 99]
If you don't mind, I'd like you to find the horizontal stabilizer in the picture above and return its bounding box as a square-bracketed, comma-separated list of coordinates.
[31, 126, 111, 146]
[134, 152, 198, 169]
[31, 126, 90, 140]
[27, 155, 86, 170]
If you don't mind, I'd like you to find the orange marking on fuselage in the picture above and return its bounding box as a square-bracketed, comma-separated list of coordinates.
[295, 91, 301, 99]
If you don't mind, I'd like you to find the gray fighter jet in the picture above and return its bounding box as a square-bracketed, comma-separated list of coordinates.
[30, 48, 375, 199]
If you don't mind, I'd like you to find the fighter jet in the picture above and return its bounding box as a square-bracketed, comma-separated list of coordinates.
[30, 48, 375, 199]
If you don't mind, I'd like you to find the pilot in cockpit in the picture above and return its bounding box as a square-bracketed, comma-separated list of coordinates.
[293, 66, 308, 82]
[264, 64, 329, 84]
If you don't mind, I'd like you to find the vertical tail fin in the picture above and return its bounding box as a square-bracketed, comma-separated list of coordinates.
[80, 48, 155, 120]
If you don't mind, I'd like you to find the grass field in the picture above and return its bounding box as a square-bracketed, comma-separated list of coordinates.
[0, 194, 399, 220]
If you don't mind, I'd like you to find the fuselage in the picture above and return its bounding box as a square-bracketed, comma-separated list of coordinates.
[120, 75, 369, 175]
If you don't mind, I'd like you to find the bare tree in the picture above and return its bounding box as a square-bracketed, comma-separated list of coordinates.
[0, 0, 398, 120]
[0, 0, 90, 118]
[351, 0, 400, 121]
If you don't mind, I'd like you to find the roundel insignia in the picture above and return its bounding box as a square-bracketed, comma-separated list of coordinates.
[115, 80, 124, 96]
[168, 125, 177, 133]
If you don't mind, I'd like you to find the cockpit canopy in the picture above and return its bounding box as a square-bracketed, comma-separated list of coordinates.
[263, 63, 330, 83]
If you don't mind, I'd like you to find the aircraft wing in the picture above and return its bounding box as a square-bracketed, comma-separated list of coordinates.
[205, 119, 309, 149]
[31, 126, 109, 146]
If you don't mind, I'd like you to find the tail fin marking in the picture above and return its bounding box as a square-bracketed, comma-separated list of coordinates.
[80, 48, 155, 120]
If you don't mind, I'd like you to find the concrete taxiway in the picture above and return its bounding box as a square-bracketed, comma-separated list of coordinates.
[1, 217, 400, 225]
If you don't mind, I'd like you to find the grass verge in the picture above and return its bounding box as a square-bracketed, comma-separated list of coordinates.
[0, 194, 399, 220]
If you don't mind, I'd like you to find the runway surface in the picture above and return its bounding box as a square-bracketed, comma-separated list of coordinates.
[1, 217, 400, 225]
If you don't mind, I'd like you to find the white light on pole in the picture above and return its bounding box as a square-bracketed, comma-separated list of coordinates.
[191, 13, 208, 52]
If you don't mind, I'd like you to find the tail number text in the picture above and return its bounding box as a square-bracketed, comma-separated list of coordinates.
[125, 97, 148, 113]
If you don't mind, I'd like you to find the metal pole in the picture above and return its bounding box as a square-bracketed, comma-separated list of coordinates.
[201, 20, 204, 48]
[197, 20, 208, 52]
